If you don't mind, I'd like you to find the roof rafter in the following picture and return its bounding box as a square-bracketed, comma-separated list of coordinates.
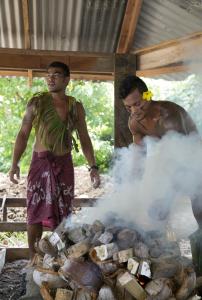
[135, 31, 202, 71]
[22, 0, 31, 49]
[116, 0, 143, 54]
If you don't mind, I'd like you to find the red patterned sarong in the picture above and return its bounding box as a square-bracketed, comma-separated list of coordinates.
[27, 151, 74, 229]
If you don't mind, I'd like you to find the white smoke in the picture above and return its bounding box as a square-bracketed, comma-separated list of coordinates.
[79, 131, 201, 237]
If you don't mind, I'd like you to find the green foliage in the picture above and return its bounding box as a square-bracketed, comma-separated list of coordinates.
[0, 77, 114, 173]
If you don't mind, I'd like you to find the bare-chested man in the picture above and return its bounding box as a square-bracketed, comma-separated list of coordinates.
[9, 61, 100, 260]
[119, 74, 202, 282]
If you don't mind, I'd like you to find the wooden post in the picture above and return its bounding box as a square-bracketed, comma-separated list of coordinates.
[114, 54, 136, 148]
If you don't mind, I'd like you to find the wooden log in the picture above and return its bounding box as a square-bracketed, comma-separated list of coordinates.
[145, 278, 173, 299]
[98, 285, 116, 300]
[118, 272, 147, 300]
[138, 260, 151, 279]
[91, 243, 119, 261]
[40, 283, 54, 300]
[59, 259, 103, 294]
[33, 268, 67, 289]
[127, 257, 139, 275]
[55, 288, 73, 300]
[67, 238, 91, 258]
[38, 237, 58, 257]
[116, 248, 134, 263]
[49, 232, 65, 251]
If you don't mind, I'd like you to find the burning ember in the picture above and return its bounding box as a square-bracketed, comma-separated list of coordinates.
[28, 219, 197, 299]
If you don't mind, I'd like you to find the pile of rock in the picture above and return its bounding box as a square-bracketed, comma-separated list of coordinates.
[30, 219, 197, 300]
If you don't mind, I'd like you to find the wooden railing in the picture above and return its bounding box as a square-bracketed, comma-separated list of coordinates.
[0, 196, 97, 261]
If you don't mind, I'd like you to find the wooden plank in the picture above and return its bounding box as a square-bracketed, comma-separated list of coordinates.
[0, 70, 113, 81]
[70, 56, 114, 73]
[27, 69, 33, 86]
[136, 63, 202, 77]
[22, 0, 31, 49]
[0, 48, 113, 57]
[0, 222, 52, 232]
[117, 0, 143, 54]
[135, 31, 202, 70]
[114, 54, 134, 148]
[0, 222, 27, 232]
[0, 53, 113, 74]
[0, 247, 29, 261]
[0, 197, 97, 207]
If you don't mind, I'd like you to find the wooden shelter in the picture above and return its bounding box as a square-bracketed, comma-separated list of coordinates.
[0, 0, 202, 260]
[0, 0, 202, 147]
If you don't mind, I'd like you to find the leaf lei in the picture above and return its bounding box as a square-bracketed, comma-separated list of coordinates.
[33, 92, 77, 152]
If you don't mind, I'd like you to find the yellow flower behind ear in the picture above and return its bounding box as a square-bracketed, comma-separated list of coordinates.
[142, 90, 153, 101]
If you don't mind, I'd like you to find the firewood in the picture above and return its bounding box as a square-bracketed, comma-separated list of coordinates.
[40, 282, 54, 300]
[98, 231, 113, 244]
[67, 238, 91, 258]
[33, 268, 67, 289]
[113, 248, 133, 263]
[118, 271, 147, 300]
[145, 278, 173, 299]
[98, 285, 116, 299]
[49, 232, 65, 251]
[127, 257, 139, 275]
[58, 258, 103, 294]
[138, 260, 151, 278]
[38, 237, 58, 257]
[133, 242, 149, 259]
[117, 228, 137, 250]
[55, 288, 73, 300]
[91, 243, 119, 261]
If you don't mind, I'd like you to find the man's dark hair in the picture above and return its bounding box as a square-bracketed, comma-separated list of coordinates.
[47, 61, 70, 77]
[119, 74, 148, 99]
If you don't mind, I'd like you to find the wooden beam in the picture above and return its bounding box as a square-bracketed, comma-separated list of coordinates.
[117, 0, 143, 54]
[136, 63, 202, 77]
[22, 0, 31, 49]
[0, 48, 114, 74]
[0, 70, 113, 81]
[135, 32, 202, 71]
[0, 197, 97, 207]
[27, 69, 33, 86]
[114, 54, 134, 148]
[1, 247, 29, 261]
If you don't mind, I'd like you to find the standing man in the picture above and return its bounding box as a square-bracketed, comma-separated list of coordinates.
[9, 61, 100, 260]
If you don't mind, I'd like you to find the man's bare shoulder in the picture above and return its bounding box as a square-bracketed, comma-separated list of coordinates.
[27, 92, 48, 108]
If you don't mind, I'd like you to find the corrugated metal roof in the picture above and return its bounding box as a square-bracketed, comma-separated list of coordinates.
[0, 0, 127, 52]
[0, 0, 201, 81]
[132, 0, 202, 51]
[0, 0, 24, 48]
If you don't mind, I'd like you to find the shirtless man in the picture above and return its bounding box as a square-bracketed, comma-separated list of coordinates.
[119, 74, 202, 280]
[9, 61, 100, 259]
[119, 75, 201, 218]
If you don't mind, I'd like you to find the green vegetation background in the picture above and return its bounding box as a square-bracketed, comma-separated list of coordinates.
[0, 74, 202, 173]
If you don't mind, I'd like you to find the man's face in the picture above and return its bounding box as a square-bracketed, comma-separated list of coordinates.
[45, 67, 69, 92]
[123, 88, 145, 114]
